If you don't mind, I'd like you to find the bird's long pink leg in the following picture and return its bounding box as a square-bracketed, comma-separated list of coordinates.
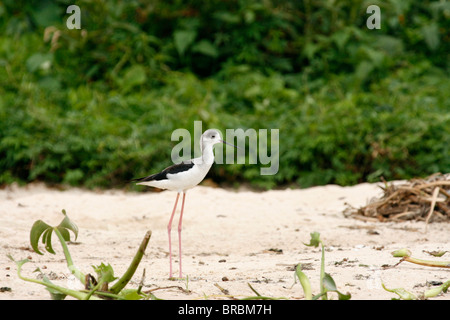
[167, 192, 180, 278]
[177, 192, 186, 278]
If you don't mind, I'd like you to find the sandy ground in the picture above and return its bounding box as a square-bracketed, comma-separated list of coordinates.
[0, 181, 448, 300]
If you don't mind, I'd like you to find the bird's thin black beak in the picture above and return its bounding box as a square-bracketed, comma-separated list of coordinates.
[220, 139, 240, 149]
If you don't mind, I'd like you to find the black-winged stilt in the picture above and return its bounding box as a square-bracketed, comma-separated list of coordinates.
[132, 129, 237, 278]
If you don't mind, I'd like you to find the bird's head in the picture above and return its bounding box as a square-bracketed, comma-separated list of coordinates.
[201, 129, 238, 150]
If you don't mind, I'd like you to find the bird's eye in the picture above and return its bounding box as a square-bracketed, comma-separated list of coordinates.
[212, 135, 215, 138]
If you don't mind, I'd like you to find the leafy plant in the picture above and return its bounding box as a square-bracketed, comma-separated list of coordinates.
[382, 248, 450, 300]
[391, 248, 450, 269]
[296, 232, 351, 300]
[382, 281, 450, 301]
[9, 210, 153, 300]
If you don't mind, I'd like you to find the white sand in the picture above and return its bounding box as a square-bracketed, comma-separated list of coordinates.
[0, 182, 448, 300]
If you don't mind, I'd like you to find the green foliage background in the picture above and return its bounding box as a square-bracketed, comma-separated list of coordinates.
[0, 0, 449, 189]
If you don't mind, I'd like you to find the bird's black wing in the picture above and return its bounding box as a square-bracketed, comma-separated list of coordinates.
[132, 161, 195, 182]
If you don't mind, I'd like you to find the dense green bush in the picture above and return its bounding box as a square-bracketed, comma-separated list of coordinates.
[0, 0, 449, 189]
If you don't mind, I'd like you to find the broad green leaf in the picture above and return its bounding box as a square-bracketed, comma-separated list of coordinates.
[323, 273, 351, 300]
[331, 29, 351, 51]
[119, 289, 144, 300]
[373, 35, 404, 56]
[355, 61, 374, 81]
[29, 210, 78, 255]
[174, 30, 197, 56]
[424, 250, 447, 257]
[93, 263, 117, 284]
[382, 283, 417, 300]
[421, 23, 440, 51]
[304, 232, 321, 248]
[391, 248, 411, 257]
[58, 228, 71, 242]
[26, 53, 53, 73]
[57, 210, 78, 241]
[213, 11, 240, 24]
[192, 40, 218, 58]
[323, 273, 338, 291]
[122, 65, 147, 91]
[365, 47, 386, 67]
[295, 264, 312, 300]
[303, 42, 319, 60]
[30, 220, 52, 255]
[424, 280, 450, 299]
[43, 228, 56, 254]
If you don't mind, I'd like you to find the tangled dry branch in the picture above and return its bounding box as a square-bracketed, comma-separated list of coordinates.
[347, 173, 450, 224]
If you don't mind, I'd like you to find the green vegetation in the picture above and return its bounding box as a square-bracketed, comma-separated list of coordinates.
[1, 0, 449, 189]
[8, 211, 342, 300]
[297, 232, 351, 300]
[383, 248, 450, 300]
[9, 210, 152, 300]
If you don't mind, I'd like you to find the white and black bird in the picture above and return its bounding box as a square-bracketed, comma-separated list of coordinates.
[132, 129, 237, 278]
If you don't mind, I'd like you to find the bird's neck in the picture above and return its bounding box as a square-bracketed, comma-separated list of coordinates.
[200, 145, 215, 166]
